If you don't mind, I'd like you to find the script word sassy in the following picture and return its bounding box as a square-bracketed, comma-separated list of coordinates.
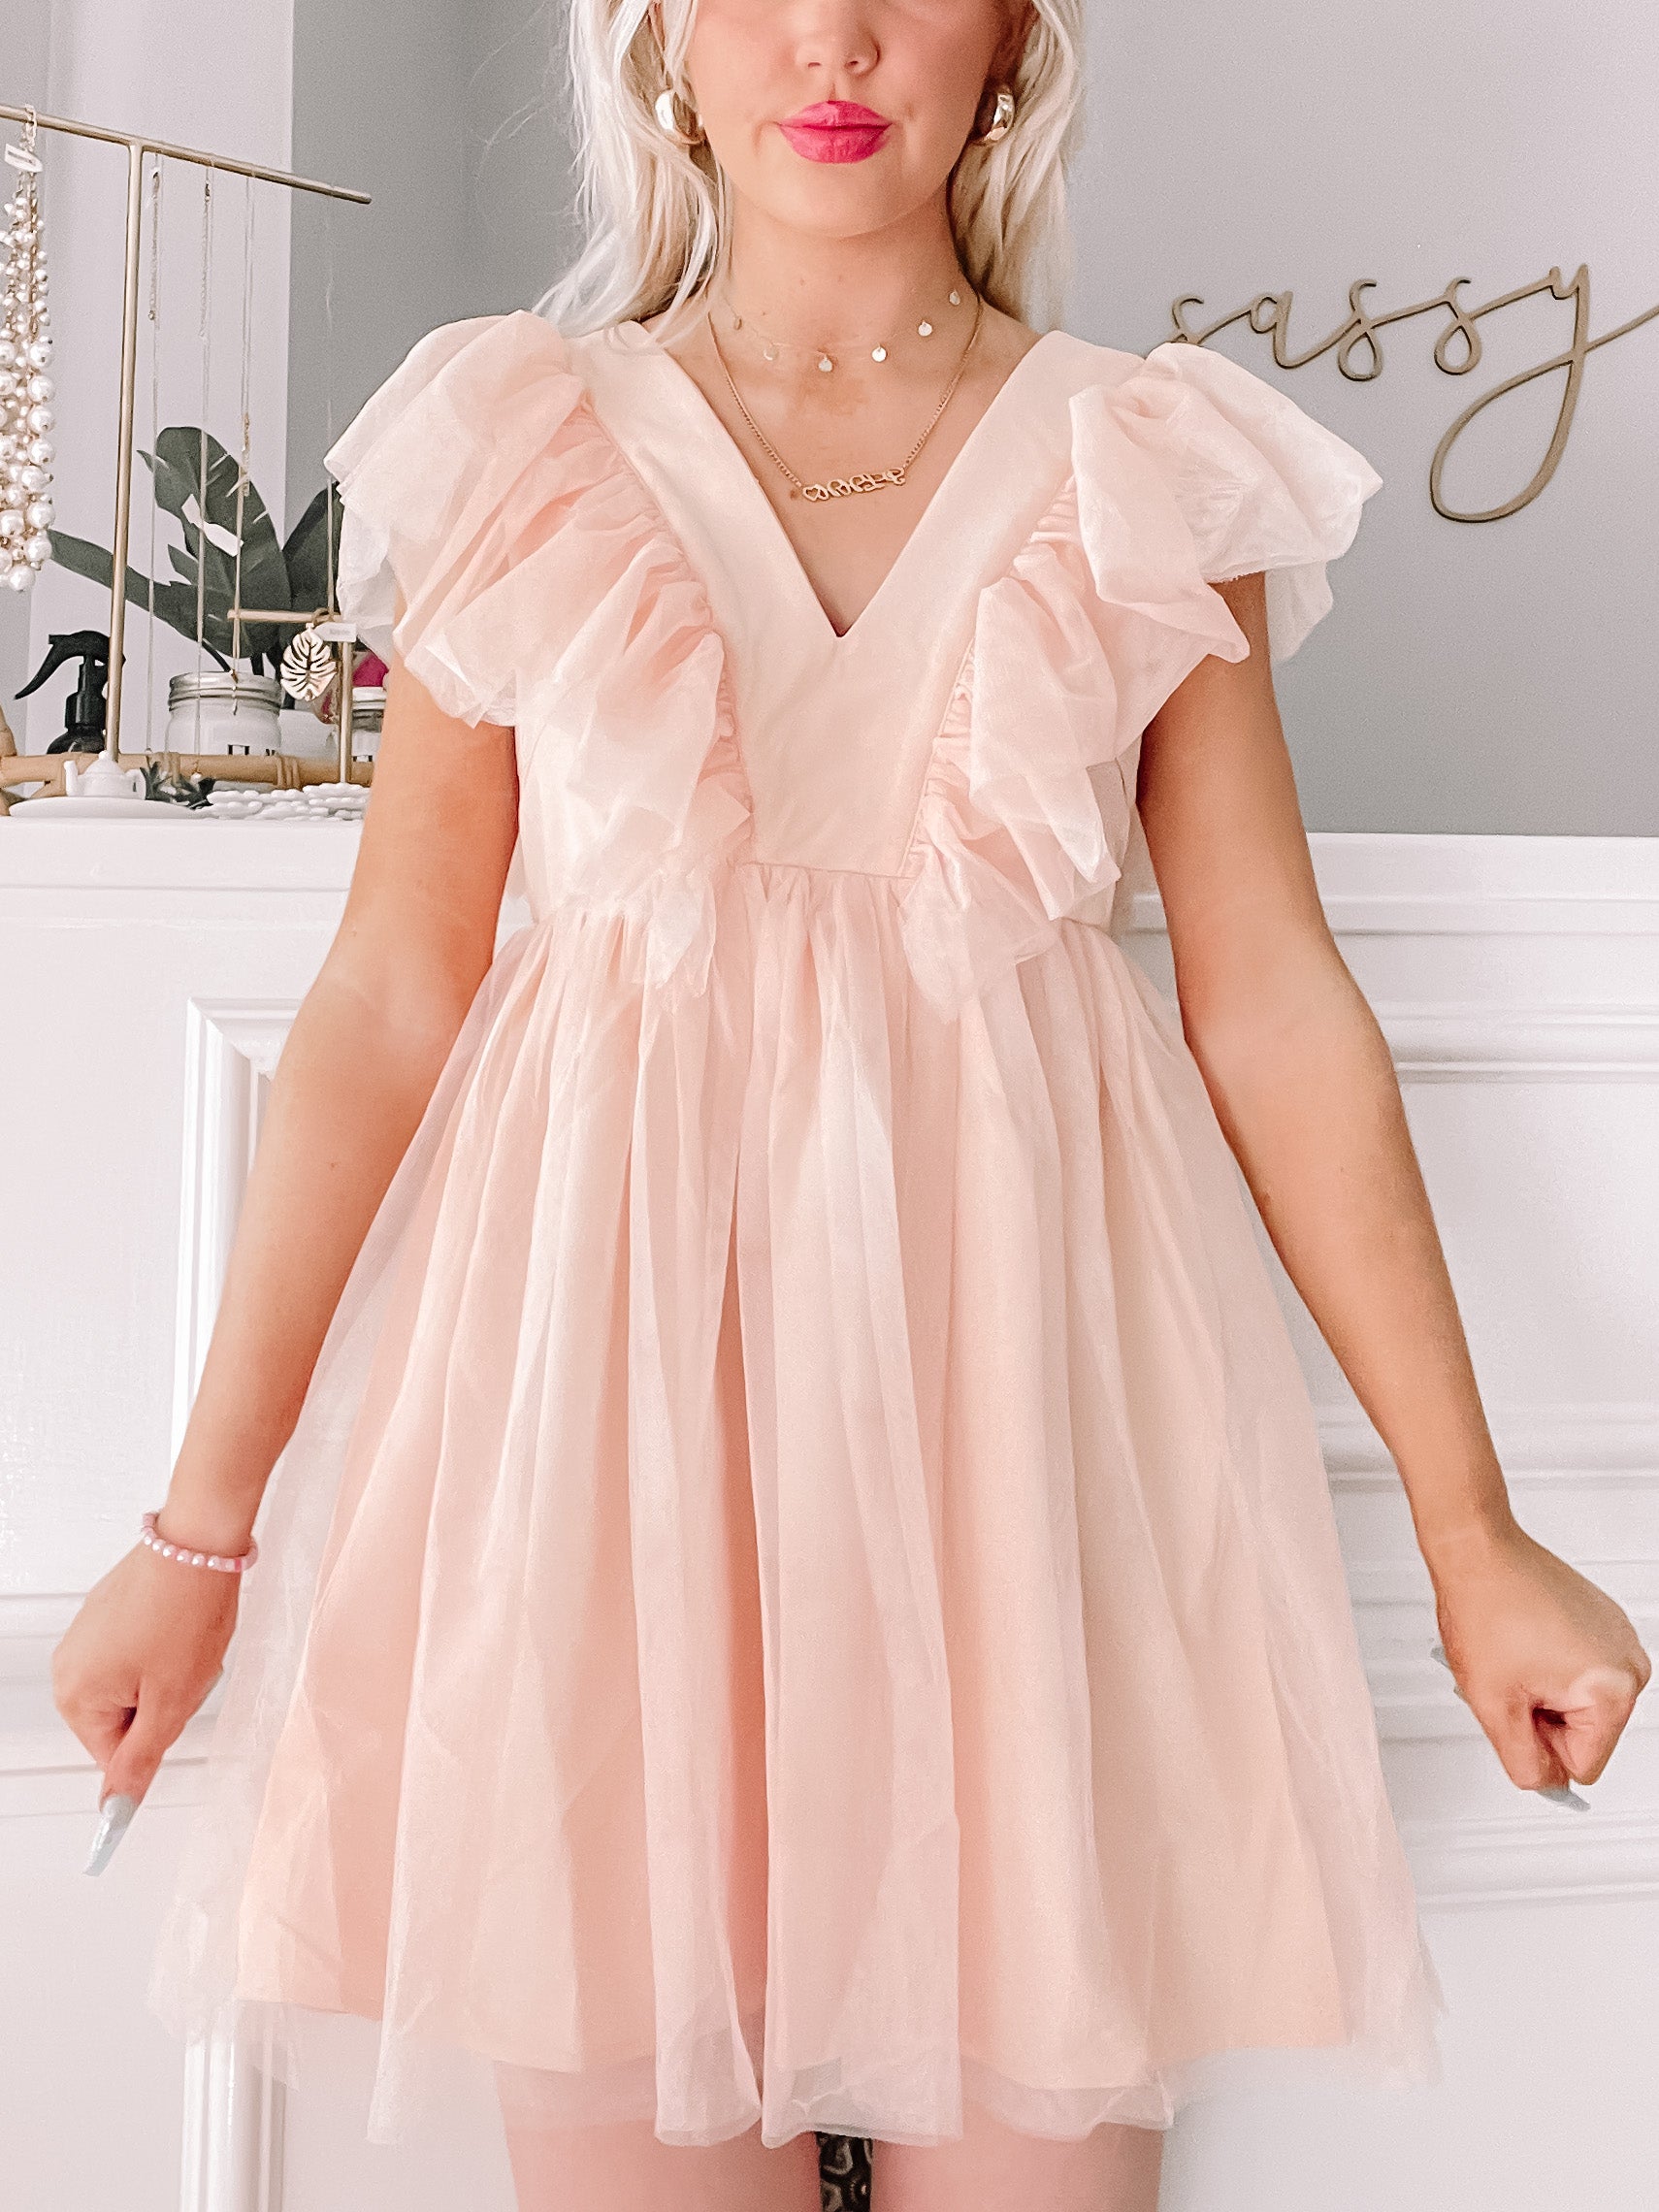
[1169, 267, 1659, 523]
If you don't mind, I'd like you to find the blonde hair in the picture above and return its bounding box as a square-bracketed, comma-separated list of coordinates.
[535, 0, 1087, 341]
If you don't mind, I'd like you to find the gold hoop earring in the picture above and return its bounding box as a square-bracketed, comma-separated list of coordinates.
[968, 84, 1017, 146]
[654, 85, 704, 146]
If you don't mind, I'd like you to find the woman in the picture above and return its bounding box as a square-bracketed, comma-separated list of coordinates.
[51, 2, 1649, 2208]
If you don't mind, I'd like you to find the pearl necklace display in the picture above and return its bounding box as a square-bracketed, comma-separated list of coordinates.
[0, 114, 55, 596]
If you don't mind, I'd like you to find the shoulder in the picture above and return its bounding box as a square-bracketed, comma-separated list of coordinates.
[323, 310, 683, 725]
[1023, 327, 1330, 418]
[1044, 335, 1384, 664]
[1043, 327, 1370, 435]
[1022, 325, 1152, 388]
[325, 311, 596, 489]
[1067, 333, 1382, 491]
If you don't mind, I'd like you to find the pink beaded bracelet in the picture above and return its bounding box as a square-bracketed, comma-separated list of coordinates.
[139, 1510, 258, 1575]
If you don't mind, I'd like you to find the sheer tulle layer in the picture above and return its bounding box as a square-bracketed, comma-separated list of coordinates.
[149, 867, 1442, 2149]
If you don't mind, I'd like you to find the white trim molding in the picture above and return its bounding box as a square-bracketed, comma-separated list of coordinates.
[1375, 1005, 1659, 1081]
[1404, 1805, 1659, 1906]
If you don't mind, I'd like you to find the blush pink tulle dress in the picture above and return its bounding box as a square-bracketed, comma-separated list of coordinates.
[147, 309, 1444, 2160]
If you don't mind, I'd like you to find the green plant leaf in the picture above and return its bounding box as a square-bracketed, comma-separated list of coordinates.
[143, 439, 215, 532]
[52, 428, 300, 671]
[46, 529, 232, 667]
[148, 428, 252, 538]
[144, 427, 291, 654]
[282, 483, 345, 616]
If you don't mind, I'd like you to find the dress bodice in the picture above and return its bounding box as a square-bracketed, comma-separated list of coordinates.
[328, 309, 1380, 1015]
[567, 321, 1102, 881]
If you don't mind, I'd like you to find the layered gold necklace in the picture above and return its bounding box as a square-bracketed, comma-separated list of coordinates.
[706, 287, 987, 504]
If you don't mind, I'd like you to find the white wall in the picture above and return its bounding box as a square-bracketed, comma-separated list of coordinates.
[281, 0, 469, 532]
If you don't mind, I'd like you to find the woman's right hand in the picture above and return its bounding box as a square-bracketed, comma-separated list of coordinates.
[51, 1533, 243, 1814]
[49, 660, 516, 1833]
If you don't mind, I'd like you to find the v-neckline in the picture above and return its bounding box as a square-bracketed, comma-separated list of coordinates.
[618, 317, 1063, 652]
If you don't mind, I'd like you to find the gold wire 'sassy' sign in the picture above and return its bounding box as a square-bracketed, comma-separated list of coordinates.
[1170, 266, 1659, 523]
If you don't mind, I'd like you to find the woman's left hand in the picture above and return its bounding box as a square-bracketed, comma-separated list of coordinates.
[1432, 1516, 1652, 1794]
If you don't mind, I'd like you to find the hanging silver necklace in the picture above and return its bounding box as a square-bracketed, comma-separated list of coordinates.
[715, 276, 971, 374]
[707, 287, 986, 504]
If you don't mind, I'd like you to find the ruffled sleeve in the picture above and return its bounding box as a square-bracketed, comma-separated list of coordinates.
[1108, 340, 1383, 661]
[325, 311, 747, 997]
[326, 310, 600, 727]
[898, 342, 1382, 1018]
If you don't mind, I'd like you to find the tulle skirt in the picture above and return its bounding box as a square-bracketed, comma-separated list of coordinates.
[148, 862, 1443, 2154]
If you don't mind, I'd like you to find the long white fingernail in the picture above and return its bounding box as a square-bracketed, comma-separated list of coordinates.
[1538, 1782, 1591, 1812]
[83, 1793, 138, 1874]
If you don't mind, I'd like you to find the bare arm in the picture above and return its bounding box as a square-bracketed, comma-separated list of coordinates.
[162, 660, 519, 1552]
[1136, 570, 1649, 1790]
[53, 660, 518, 1814]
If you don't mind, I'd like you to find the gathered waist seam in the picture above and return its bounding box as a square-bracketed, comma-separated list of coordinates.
[732, 855, 924, 887]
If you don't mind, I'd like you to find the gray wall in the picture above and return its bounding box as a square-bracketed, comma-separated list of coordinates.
[1079, 0, 1659, 836]
[286, 0, 1659, 835]
[284, 0, 577, 528]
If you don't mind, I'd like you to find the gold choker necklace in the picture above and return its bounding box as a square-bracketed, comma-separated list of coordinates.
[706, 289, 987, 504]
[714, 278, 972, 374]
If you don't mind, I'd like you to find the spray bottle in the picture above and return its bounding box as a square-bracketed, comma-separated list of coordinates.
[15, 629, 113, 754]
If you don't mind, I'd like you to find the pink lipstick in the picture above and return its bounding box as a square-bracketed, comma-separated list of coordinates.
[777, 99, 893, 164]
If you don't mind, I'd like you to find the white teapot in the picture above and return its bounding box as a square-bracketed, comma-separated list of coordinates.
[63, 753, 146, 800]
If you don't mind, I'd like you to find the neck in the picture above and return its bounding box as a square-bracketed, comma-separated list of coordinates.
[716, 197, 967, 347]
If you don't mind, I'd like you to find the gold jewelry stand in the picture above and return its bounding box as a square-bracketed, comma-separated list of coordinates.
[0, 100, 370, 803]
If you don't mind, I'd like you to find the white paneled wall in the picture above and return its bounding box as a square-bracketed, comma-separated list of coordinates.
[1, 824, 1654, 2211]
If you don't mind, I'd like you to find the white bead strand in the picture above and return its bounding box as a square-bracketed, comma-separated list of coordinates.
[0, 130, 55, 595]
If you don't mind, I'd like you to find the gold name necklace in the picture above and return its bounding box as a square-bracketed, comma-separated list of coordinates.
[706, 288, 986, 504]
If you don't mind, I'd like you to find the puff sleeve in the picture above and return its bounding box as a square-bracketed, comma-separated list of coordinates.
[324, 309, 597, 727]
[896, 340, 1382, 1017]
[1104, 340, 1383, 661]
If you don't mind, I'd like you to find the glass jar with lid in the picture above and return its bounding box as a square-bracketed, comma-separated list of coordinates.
[165, 671, 283, 758]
